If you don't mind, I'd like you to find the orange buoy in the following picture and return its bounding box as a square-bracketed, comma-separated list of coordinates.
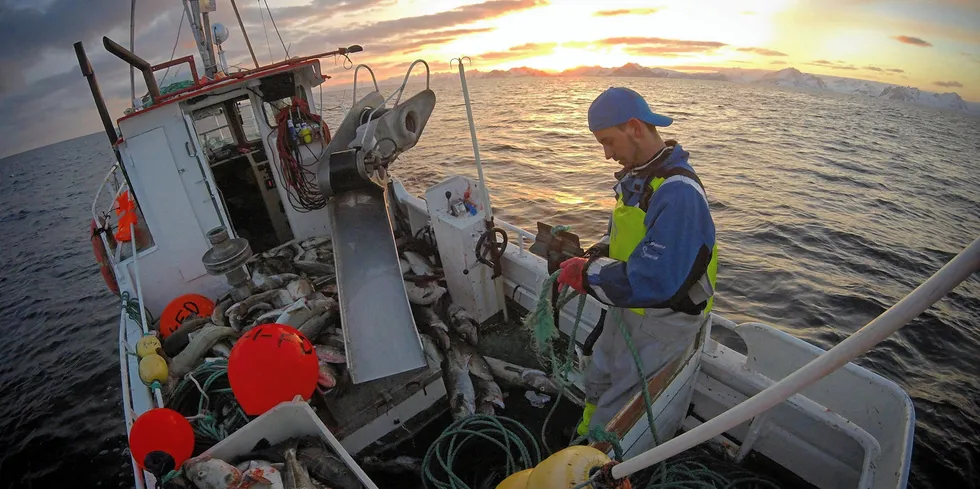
[160, 294, 215, 338]
[228, 323, 319, 415]
[91, 219, 119, 295]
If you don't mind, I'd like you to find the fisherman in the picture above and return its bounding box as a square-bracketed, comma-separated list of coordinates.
[556, 87, 718, 436]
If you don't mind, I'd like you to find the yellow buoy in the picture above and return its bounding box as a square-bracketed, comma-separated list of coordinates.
[136, 335, 162, 358]
[139, 354, 169, 386]
[496, 446, 613, 489]
[496, 469, 532, 489]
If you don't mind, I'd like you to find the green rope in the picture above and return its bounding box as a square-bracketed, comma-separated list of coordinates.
[527, 271, 661, 449]
[168, 359, 249, 449]
[121, 292, 145, 328]
[422, 415, 541, 489]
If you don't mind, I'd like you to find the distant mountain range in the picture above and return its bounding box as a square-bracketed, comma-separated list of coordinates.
[403, 63, 975, 115]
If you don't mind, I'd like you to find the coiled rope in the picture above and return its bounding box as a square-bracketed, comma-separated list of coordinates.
[167, 359, 250, 453]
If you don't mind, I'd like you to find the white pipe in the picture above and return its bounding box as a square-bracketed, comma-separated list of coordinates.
[129, 221, 150, 335]
[456, 60, 493, 223]
[456, 59, 508, 321]
[613, 234, 980, 479]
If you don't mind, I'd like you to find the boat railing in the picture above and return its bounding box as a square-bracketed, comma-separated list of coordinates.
[495, 220, 535, 255]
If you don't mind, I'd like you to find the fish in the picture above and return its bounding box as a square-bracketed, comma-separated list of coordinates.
[453, 341, 493, 382]
[170, 326, 239, 377]
[444, 346, 476, 420]
[184, 455, 271, 489]
[476, 400, 497, 415]
[286, 278, 315, 301]
[275, 299, 316, 328]
[293, 260, 334, 278]
[398, 258, 411, 275]
[283, 448, 316, 489]
[473, 376, 505, 410]
[298, 309, 338, 344]
[446, 304, 479, 346]
[238, 461, 285, 489]
[419, 334, 444, 369]
[162, 316, 212, 357]
[232, 438, 360, 489]
[405, 281, 446, 306]
[251, 272, 300, 293]
[227, 289, 291, 332]
[416, 307, 452, 352]
[318, 362, 338, 389]
[212, 297, 234, 327]
[315, 344, 347, 364]
[359, 455, 422, 476]
[483, 356, 559, 396]
[401, 251, 433, 275]
[295, 445, 362, 489]
[301, 236, 332, 250]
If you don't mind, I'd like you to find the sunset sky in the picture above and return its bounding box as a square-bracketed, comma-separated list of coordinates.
[0, 0, 978, 158]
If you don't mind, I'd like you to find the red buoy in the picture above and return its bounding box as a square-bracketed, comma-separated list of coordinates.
[228, 323, 319, 415]
[128, 408, 194, 471]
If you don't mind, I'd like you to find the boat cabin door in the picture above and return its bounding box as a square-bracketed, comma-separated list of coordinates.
[186, 97, 293, 253]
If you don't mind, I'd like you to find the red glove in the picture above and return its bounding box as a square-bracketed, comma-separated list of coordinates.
[557, 257, 588, 294]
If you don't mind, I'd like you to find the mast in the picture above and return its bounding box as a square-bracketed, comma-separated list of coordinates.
[183, 0, 216, 78]
[229, 0, 260, 69]
[129, 0, 136, 105]
[200, 2, 218, 78]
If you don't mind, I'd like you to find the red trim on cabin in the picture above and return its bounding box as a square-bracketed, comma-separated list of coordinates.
[116, 59, 321, 123]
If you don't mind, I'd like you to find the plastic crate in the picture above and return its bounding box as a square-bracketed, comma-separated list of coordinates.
[203, 400, 380, 489]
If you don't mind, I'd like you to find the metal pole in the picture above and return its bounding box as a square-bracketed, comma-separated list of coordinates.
[201, 12, 217, 78]
[74, 40, 141, 210]
[129, 0, 136, 106]
[456, 59, 493, 222]
[184, 0, 212, 78]
[456, 58, 508, 322]
[612, 234, 980, 479]
[229, 0, 260, 69]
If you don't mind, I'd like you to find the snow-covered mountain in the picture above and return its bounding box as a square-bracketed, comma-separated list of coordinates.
[481, 67, 551, 78]
[878, 86, 969, 112]
[757, 68, 827, 89]
[820, 75, 891, 97]
[367, 63, 975, 115]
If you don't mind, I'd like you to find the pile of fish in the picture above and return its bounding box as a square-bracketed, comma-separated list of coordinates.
[161, 235, 348, 400]
[399, 249, 559, 420]
[169, 435, 420, 489]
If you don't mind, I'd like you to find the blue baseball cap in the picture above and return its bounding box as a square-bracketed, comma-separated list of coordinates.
[588, 87, 673, 132]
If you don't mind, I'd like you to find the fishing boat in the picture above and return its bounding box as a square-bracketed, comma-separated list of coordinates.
[75, 2, 979, 488]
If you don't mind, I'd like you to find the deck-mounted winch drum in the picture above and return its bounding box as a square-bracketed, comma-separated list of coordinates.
[201, 226, 252, 300]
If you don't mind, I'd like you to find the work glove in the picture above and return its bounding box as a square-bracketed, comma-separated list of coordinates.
[557, 257, 588, 295]
[576, 402, 598, 436]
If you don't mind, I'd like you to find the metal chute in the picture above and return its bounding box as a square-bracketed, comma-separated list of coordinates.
[317, 62, 436, 384]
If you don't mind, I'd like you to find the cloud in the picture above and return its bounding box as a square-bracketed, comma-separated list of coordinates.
[735, 47, 787, 56]
[0, 0, 172, 93]
[863, 66, 882, 72]
[476, 42, 556, 61]
[599, 37, 727, 57]
[887, 68, 905, 73]
[892, 35, 932, 47]
[934, 80, 963, 87]
[806, 59, 858, 70]
[593, 8, 660, 17]
[771, 60, 787, 65]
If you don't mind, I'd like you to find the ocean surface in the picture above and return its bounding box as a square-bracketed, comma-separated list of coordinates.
[1, 76, 978, 488]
